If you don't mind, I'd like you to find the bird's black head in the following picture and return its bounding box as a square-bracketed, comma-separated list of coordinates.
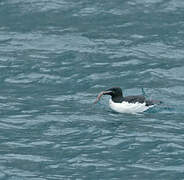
[103, 87, 123, 98]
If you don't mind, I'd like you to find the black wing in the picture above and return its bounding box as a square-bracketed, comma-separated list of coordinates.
[123, 95, 146, 104]
[123, 95, 160, 106]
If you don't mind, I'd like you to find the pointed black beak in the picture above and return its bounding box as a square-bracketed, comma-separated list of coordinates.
[94, 89, 113, 104]
[103, 90, 113, 95]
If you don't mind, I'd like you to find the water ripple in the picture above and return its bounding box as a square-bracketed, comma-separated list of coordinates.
[1, 0, 184, 179]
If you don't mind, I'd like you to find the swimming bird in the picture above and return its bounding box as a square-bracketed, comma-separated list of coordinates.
[94, 87, 161, 114]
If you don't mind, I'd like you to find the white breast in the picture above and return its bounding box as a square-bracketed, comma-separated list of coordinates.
[109, 99, 152, 114]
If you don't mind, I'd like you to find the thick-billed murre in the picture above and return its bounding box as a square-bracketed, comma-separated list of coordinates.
[94, 87, 162, 113]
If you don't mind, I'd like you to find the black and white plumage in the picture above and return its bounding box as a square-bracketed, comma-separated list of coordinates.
[95, 87, 162, 113]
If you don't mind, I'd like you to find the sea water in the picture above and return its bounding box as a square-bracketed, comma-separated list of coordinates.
[0, 0, 184, 179]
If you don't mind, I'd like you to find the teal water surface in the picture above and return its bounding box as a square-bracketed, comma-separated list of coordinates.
[0, 0, 184, 179]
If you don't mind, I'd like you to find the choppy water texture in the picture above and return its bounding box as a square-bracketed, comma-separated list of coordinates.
[0, 0, 184, 179]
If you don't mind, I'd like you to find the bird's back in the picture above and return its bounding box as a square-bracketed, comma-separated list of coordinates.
[123, 95, 161, 106]
[123, 95, 146, 104]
